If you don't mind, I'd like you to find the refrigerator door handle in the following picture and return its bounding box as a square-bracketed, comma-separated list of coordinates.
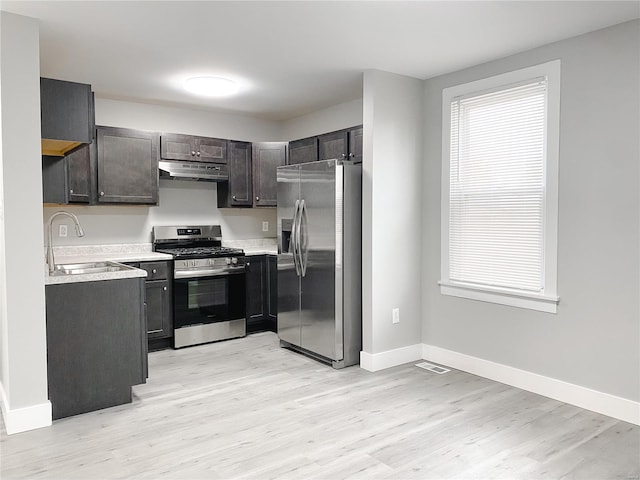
[299, 199, 309, 277]
[294, 198, 304, 277]
[292, 199, 301, 276]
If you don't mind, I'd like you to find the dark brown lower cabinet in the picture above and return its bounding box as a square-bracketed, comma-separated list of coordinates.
[246, 254, 277, 333]
[45, 278, 147, 420]
[126, 260, 173, 351]
[268, 255, 277, 322]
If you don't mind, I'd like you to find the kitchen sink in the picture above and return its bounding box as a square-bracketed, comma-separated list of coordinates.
[51, 261, 136, 276]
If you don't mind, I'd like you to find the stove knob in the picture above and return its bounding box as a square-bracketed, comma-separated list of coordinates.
[226, 257, 232, 265]
[209, 258, 214, 266]
[231, 257, 238, 265]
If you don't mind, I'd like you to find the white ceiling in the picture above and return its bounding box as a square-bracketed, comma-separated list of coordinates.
[2, 1, 639, 121]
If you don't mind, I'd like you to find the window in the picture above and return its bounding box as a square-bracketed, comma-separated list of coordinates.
[440, 61, 560, 313]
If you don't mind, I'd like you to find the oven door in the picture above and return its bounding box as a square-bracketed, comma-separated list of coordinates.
[173, 268, 246, 347]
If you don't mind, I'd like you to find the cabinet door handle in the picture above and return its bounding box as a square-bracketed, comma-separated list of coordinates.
[348, 152, 355, 158]
[256, 196, 260, 201]
[341, 153, 346, 159]
[246, 262, 251, 267]
[191, 151, 196, 156]
[163, 286, 167, 291]
[69, 189, 74, 194]
[232, 195, 237, 200]
[152, 269, 157, 274]
[196, 151, 201, 157]
[100, 191, 105, 197]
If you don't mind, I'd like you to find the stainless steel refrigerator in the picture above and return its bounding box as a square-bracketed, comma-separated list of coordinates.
[277, 159, 362, 368]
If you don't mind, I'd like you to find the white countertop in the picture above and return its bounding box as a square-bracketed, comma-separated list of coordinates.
[44, 241, 276, 285]
[45, 262, 148, 285]
[52, 251, 173, 265]
[44, 244, 172, 285]
[224, 238, 277, 256]
[243, 246, 278, 255]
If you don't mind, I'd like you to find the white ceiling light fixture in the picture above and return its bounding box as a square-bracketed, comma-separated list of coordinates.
[184, 76, 239, 97]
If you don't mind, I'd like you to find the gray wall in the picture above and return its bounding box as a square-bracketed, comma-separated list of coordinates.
[281, 98, 363, 141]
[363, 70, 424, 354]
[422, 20, 640, 401]
[0, 12, 49, 413]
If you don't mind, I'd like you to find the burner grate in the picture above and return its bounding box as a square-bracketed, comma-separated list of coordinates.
[155, 246, 244, 258]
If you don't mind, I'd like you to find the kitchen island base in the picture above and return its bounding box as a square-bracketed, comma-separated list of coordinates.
[45, 277, 147, 420]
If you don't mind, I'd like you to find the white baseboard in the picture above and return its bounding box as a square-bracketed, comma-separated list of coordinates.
[0, 381, 52, 435]
[422, 344, 640, 426]
[360, 344, 422, 372]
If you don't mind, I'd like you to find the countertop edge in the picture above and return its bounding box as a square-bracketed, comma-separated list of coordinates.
[44, 252, 172, 285]
[45, 264, 148, 286]
[244, 249, 278, 256]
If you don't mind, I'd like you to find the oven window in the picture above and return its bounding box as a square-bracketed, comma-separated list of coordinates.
[188, 278, 227, 310]
[173, 273, 246, 329]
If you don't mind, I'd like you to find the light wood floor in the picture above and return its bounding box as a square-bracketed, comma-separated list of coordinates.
[2, 332, 639, 479]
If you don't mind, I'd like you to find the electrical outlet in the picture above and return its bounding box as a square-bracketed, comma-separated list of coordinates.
[262, 221, 269, 232]
[58, 224, 68, 237]
[392, 307, 400, 324]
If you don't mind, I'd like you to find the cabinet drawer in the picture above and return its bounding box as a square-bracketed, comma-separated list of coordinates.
[139, 262, 168, 280]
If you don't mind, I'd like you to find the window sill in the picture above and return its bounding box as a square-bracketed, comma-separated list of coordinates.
[438, 281, 559, 314]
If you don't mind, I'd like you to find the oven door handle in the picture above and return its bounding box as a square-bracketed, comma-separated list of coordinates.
[174, 267, 246, 279]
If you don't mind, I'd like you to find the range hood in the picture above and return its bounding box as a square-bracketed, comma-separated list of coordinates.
[159, 160, 229, 182]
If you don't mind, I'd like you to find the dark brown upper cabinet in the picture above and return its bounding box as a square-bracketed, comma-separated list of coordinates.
[318, 129, 349, 161]
[160, 133, 227, 164]
[42, 143, 94, 204]
[292, 125, 363, 165]
[347, 126, 363, 162]
[217, 141, 253, 207]
[40, 78, 95, 157]
[97, 126, 159, 205]
[252, 142, 287, 207]
[287, 136, 318, 165]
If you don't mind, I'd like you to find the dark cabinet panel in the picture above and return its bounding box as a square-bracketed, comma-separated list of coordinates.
[268, 255, 277, 321]
[42, 143, 94, 204]
[126, 261, 173, 346]
[319, 130, 349, 161]
[217, 141, 253, 207]
[66, 144, 93, 203]
[160, 133, 193, 161]
[288, 137, 318, 165]
[145, 279, 172, 340]
[317, 126, 363, 162]
[45, 278, 147, 420]
[161, 133, 227, 164]
[40, 77, 94, 157]
[246, 254, 277, 333]
[246, 255, 267, 321]
[253, 142, 286, 207]
[196, 137, 227, 164]
[348, 126, 363, 162]
[138, 261, 169, 281]
[97, 126, 159, 205]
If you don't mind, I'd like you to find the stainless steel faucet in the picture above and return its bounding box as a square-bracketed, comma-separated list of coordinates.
[46, 211, 85, 274]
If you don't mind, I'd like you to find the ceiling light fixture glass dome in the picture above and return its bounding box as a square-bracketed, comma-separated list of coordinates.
[184, 76, 238, 97]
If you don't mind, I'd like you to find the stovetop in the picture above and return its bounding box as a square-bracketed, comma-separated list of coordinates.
[152, 225, 245, 259]
[155, 246, 244, 259]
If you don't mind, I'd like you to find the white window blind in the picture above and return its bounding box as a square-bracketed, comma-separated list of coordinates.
[448, 79, 547, 292]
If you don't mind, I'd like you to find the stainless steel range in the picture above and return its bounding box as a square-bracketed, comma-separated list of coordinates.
[153, 225, 246, 348]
